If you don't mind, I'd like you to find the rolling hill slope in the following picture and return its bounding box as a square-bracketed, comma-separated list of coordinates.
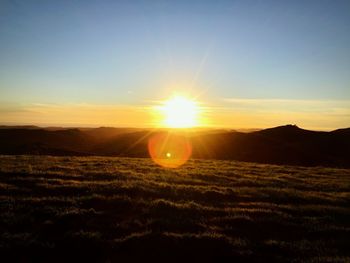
[0, 125, 349, 167]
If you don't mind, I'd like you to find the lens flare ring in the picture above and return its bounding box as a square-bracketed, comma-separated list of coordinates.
[148, 133, 192, 168]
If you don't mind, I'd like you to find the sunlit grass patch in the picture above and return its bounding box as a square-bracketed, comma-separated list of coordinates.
[0, 155, 349, 262]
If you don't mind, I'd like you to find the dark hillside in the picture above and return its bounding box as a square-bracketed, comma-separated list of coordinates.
[0, 129, 94, 155]
[0, 125, 349, 167]
[191, 125, 350, 167]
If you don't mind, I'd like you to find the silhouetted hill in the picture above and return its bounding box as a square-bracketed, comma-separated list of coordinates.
[83, 127, 145, 142]
[332, 127, 350, 136]
[0, 128, 94, 155]
[92, 130, 152, 157]
[0, 125, 349, 168]
[0, 125, 40, 130]
[192, 125, 350, 167]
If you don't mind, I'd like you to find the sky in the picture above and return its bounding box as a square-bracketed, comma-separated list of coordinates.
[0, 0, 349, 130]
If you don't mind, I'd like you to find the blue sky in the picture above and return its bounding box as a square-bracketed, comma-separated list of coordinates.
[0, 0, 349, 129]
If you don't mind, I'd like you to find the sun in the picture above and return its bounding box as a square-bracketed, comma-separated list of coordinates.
[160, 95, 200, 128]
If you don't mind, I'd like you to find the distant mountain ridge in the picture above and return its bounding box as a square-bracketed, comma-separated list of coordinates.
[0, 125, 349, 168]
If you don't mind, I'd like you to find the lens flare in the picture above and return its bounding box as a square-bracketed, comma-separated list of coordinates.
[148, 133, 192, 168]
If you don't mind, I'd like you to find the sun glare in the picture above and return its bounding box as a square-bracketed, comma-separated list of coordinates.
[148, 133, 192, 168]
[160, 95, 200, 128]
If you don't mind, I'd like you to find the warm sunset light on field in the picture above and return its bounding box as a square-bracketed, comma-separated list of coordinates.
[158, 95, 200, 128]
[1, 1, 350, 261]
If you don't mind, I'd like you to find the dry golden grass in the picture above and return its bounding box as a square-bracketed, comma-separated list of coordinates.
[0, 155, 349, 262]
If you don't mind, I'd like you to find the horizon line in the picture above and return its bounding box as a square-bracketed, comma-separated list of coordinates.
[0, 122, 348, 132]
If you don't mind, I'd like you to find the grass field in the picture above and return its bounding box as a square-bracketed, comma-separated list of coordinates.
[0, 155, 349, 262]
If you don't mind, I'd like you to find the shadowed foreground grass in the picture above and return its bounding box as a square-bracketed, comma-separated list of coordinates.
[0, 155, 349, 262]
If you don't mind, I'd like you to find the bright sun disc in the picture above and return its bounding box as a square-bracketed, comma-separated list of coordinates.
[160, 95, 199, 128]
